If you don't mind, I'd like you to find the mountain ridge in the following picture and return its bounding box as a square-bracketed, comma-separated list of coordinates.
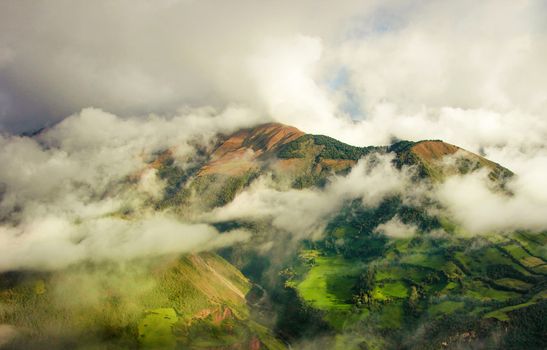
[195, 122, 511, 184]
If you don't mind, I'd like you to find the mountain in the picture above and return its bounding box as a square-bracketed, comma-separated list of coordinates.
[1, 123, 545, 349]
[197, 123, 511, 185]
[0, 253, 285, 349]
[198, 123, 304, 176]
[150, 123, 546, 349]
[389, 139, 512, 182]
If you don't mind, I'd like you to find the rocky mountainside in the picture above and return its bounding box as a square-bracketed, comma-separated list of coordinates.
[198, 123, 304, 176]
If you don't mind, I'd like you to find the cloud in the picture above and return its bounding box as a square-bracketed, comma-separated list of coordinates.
[0, 0, 377, 132]
[249, 35, 340, 137]
[0, 0, 546, 267]
[231, 1, 547, 207]
[0, 1, 545, 155]
[0, 214, 250, 271]
[0, 107, 258, 271]
[1, 1, 546, 196]
[0, 107, 260, 218]
[337, 1, 547, 115]
[374, 216, 417, 238]
[137, 169, 166, 200]
[437, 169, 547, 234]
[209, 153, 412, 237]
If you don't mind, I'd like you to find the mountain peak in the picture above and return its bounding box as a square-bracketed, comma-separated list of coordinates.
[198, 123, 304, 176]
[410, 140, 461, 161]
[220, 122, 304, 154]
[403, 140, 512, 181]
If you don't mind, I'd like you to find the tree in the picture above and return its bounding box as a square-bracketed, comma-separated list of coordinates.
[352, 267, 376, 306]
[405, 285, 421, 317]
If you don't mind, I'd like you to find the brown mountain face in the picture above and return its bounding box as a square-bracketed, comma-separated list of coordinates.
[410, 140, 461, 161]
[198, 123, 304, 176]
[409, 140, 512, 181]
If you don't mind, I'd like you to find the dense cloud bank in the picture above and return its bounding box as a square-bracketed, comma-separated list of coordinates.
[0, 107, 257, 271]
[0, 107, 547, 271]
[0, 0, 547, 270]
[437, 170, 547, 233]
[1, 1, 546, 155]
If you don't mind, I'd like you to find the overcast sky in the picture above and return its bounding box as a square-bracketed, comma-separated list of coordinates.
[0, 1, 544, 142]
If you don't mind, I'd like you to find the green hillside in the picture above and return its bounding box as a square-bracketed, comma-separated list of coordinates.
[0, 253, 284, 349]
[1, 123, 545, 349]
[158, 124, 545, 349]
[286, 227, 547, 349]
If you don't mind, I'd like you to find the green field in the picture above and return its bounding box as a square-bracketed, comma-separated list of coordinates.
[401, 253, 446, 270]
[500, 242, 547, 275]
[138, 308, 178, 348]
[294, 232, 544, 339]
[375, 265, 427, 283]
[372, 281, 408, 300]
[463, 280, 520, 302]
[378, 302, 404, 329]
[297, 255, 362, 311]
[484, 290, 547, 321]
[513, 233, 547, 260]
[494, 278, 532, 291]
[429, 300, 465, 317]
[455, 247, 533, 277]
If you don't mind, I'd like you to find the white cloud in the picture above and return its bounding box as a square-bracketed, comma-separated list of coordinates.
[0, 211, 251, 271]
[138, 169, 166, 199]
[0, 0, 377, 132]
[210, 153, 412, 237]
[249, 35, 340, 137]
[0, 106, 258, 271]
[437, 169, 547, 233]
[0, 107, 260, 217]
[374, 216, 417, 238]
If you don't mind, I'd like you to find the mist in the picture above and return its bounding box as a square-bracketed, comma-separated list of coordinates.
[209, 153, 413, 238]
[0, 107, 258, 271]
[437, 169, 547, 233]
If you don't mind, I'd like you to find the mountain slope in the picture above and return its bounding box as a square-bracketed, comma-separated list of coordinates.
[0, 253, 285, 349]
[1, 123, 544, 350]
[182, 124, 543, 349]
[389, 139, 513, 182]
[198, 123, 304, 176]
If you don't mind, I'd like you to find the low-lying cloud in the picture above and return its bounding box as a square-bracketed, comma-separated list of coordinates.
[0, 107, 258, 271]
[437, 169, 547, 234]
[0, 214, 250, 271]
[210, 153, 413, 238]
[1, 105, 546, 272]
[374, 216, 417, 239]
